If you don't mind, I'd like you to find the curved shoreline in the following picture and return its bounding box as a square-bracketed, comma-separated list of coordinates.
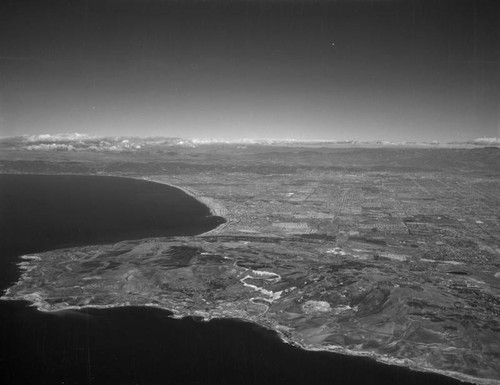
[3, 244, 495, 385]
[140, 176, 229, 236]
[15, 298, 494, 385]
[1, 173, 496, 385]
[0, 172, 228, 237]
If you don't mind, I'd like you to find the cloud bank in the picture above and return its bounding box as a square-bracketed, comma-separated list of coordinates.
[0, 133, 498, 152]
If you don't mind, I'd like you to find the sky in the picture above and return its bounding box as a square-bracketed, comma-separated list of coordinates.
[0, 0, 498, 141]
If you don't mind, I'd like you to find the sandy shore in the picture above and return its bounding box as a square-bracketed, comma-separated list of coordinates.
[140, 176, 229, 236]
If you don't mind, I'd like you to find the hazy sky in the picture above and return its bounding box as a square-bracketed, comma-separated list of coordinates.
[0, 0, 498, 141]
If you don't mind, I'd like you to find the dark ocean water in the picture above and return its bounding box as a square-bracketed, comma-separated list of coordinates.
[0, 174, 466, 385]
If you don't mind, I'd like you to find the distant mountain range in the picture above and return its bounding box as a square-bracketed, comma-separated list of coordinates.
[0, 133, 498, 152]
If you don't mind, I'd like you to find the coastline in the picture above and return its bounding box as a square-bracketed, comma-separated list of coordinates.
[140, 176, 229, 236]
[5, 292, 493, 385]
[2, 247, 494, 385]
[1, 174, 497, 385]
[130, 178, 498, 385]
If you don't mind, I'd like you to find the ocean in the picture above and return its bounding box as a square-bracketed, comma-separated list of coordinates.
[0, 174, 464, 385]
